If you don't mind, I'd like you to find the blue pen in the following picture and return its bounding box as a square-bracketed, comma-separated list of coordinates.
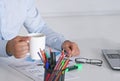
[46, 61, 50, 70]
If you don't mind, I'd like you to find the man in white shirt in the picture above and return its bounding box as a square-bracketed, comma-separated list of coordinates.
[0, 0, 80, 58]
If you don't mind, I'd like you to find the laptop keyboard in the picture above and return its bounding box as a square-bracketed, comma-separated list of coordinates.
[107, 54, 120, 59]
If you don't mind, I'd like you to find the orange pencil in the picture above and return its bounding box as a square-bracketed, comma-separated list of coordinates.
[40, 49, 46, 63]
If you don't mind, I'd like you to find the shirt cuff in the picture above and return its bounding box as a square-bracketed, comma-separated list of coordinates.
[0, 40, 11, 57]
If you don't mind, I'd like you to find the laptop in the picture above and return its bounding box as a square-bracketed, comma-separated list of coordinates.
[102, 49, 120, 70]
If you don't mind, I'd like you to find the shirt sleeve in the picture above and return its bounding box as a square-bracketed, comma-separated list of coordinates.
[0, 40, 10, 57]
[24, 0, 66, 51]
[41, 24, 66, 51]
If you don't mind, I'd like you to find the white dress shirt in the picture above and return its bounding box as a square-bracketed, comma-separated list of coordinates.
[0, 0, 66, 57]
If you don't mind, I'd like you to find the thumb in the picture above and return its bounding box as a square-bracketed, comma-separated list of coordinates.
[16, 36, 31, 42]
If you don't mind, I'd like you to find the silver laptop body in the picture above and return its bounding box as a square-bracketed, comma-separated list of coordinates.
[102, 49, 120, 70]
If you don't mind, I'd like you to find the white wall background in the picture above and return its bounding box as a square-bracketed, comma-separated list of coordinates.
[36, 0, 120, 16]
[20, 0, 120, 43]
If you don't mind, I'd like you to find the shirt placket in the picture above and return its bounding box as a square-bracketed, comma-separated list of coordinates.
[0, 0, 6, 40]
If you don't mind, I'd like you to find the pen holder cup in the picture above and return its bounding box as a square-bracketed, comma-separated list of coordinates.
[44, 69, 65, 81]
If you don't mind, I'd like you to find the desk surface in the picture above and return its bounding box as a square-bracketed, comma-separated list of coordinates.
[0, 38, 120, 81]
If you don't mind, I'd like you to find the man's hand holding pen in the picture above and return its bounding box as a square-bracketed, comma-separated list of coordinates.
[62, 40, 80, 57]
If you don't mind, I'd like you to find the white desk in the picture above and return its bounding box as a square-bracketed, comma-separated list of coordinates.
[0, 38, 120, 81]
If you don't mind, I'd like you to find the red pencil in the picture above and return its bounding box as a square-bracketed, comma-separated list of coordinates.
[45, 73, 51, 81]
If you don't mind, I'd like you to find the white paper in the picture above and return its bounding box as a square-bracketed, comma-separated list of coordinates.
[6, 54, 81, 81]
[8, 55, 44, 81]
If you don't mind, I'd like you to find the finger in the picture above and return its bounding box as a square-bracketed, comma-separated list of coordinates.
[71, 45, 80, 56]
[63, 47, 72, 56]
[14, 53, 26, 58]
[17, 45, 29, 52]
[15, 36, 30, 42]
[22, 49, 29, 55]
[71, 42, 80, 54]
[67, 42, 80, 56]
[13, 41, 28, 51]
[14, 47, 29, 58]
[18, 41, 29, 46]
[70, 44, 78, 54]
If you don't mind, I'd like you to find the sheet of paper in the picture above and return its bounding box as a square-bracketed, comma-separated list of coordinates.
[8, 55, 44, 81]
[3, 54, 81, 81]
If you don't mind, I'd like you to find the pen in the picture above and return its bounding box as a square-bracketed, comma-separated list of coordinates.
[40, 49, 46, 63]
[62, 56, 71, 70]
[65, 64, 83, 72]
[55, 56, 70, 81]
[50, 52, 56, 66]
[37, 63, 43, 66]
[45, 73, 51, 81]
[45, 61, 50, 70]
[53, 60, 65, 81]
[45, 51, 50, 58]
[48, 50, 65, 81]
[37, 52, 44, 63]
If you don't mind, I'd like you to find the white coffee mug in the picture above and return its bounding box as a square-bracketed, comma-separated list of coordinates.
[28, 33, 46, 60]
